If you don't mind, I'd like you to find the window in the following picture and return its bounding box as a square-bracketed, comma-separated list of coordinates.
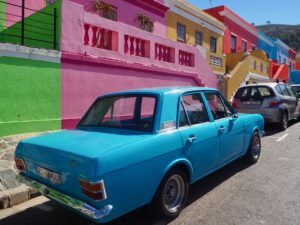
[231, 35, 237, 53]
[177, 23, 186, 43]
[285, 85, 297, 97]
[195, 31, 203, 46]
[279, 85, 290, 96]
[180, 94, 209, 126]
[235, 86, 274, 100]
[210, 37, 217, 53]
[179, 103, 189, 127]
[251, 44, 256, 51]
[284, 58, 287, 64]
[78, 95, 156, 132]
[46, 0, 57, 5]
[275, 85, 283, 95]
[205, 93, 233, 120]
[242, 40, 247, 52]
[98, 2, 117, 21]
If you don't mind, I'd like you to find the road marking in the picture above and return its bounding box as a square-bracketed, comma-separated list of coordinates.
[276, 134, 289, 142]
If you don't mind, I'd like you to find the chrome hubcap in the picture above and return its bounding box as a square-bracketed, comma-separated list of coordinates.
[163, 175, 185, 213]
[252, 136, 261, 159]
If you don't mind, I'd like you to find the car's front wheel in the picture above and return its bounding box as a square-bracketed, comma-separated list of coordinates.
[279, 112, 288, 131]
[150, 168, 189, 219]
[244, 132, 261, 164]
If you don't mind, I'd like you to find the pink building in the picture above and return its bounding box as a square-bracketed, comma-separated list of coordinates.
[60, 0, 217, 129]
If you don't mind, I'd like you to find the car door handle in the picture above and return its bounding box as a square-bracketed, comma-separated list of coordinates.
[188, 136, 197, 143]
[219, 126, 225, 133]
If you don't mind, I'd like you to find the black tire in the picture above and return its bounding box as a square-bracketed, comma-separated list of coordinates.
[279, 111, 288, 131]
[244, 132, 261, 164]
[149, 168, 189, 219]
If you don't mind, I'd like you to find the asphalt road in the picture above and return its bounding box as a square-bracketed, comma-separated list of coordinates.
[0, 121, 299, 225]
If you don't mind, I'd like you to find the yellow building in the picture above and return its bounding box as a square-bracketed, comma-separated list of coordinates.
[164, 0, 226, 76]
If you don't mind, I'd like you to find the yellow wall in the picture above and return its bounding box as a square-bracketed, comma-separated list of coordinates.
[166, 11, 225, 74]
[225, 52, 270, 100]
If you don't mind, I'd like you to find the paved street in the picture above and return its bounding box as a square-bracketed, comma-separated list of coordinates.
[0, 121, 299, 225]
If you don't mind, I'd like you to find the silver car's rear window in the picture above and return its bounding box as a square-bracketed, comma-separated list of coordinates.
[235, 86, 275, 100]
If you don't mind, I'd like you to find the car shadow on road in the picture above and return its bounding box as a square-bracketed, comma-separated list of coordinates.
[263, 119, 299, 137]
[0, 159, 251, 225]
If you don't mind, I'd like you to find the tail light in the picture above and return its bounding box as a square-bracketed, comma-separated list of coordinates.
[269, 101, 280, 107]
[15, 158, 26, 172]
[79, 179, 107, 201]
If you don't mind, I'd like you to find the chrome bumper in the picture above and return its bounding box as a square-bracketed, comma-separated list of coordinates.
[16, 174, 113, 220]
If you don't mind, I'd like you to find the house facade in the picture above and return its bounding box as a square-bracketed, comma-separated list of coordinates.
[204, 6, 258, 55]
[164, 0, 226, 77]
[0, 0, 217, 136]
[204, 6, 270, 99]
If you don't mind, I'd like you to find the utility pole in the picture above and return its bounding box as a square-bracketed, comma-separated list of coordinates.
[209, 0, 213, 8]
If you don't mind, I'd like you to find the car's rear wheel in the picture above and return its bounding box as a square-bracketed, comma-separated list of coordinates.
[244, 132, 261, 164]
[279, 111, 288, 131]
[149, 168, 189, 219]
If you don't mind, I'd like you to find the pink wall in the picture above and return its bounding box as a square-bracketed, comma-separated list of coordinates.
[69, 0, 168, 37]
[61, 55, 197, 129]
[60, 0, 217, 129]
[6, 0, 45, 27]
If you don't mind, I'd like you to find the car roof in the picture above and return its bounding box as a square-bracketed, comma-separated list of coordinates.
[240, 82, 283, 89]
[100, 86, 217, 97]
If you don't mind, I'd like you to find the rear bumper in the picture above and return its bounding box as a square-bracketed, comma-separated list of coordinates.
[16, 174, 113, 220]
[237, 108, 281, 123]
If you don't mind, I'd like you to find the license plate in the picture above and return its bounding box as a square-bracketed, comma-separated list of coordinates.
[37, 167, 61, 184]
[243, 101, 261, 105]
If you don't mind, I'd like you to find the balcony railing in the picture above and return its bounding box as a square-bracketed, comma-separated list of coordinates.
[81, 13, 199, 74]
[0, 0, 59, 50]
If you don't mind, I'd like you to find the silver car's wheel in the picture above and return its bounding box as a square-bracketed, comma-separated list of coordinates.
[280, 112, 288, 131]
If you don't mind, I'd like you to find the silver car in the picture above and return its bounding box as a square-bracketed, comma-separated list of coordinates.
[291, 84, 300, 96]
[232, 83, 300, 130]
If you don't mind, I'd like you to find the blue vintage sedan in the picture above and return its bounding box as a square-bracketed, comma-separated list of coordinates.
[15, 87, 264, 223]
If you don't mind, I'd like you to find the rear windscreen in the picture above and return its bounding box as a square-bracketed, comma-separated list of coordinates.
[235, 86, 274, 100]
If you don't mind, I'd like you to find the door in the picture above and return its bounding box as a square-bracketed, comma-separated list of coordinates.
[203, 91, 245, 164]
[279, 84, 296, 119]
[285, 85, 300, 118]
[178, 93, 219, 179]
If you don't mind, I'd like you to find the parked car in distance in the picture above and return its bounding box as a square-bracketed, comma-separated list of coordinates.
[15, 87, 264, 223]
[232, 83, 300, 130]
[291, 84, 300, 96]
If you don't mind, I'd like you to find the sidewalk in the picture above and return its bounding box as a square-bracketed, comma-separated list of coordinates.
[0, 131, 54, 209]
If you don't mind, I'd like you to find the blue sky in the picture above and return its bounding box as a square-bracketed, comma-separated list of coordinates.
[187, 0, 300, 26]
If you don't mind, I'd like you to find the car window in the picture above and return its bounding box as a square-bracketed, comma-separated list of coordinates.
[205, 93, 231, 120]
[275, 85, 283, 95]
[235, 86, 273, 99]
[78, 95, 156, 132]
[285, 85, 296, 97]
[181, 93, 209, 126]
[179, 102, 189, 127]
[279, 85, 290, 96]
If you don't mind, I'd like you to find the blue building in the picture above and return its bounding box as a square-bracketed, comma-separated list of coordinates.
[258, 31, 276, 60]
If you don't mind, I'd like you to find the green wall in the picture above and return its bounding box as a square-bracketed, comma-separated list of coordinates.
[0, 0, 5, 32]
[0, 56, 61, 137]
[0, 0, 61, 50]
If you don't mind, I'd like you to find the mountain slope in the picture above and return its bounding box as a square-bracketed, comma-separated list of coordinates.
[257, 24, 300, 53]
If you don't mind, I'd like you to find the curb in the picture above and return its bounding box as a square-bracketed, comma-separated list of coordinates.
[0, 131, 55, 209]
[0, 185, 31, 209]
